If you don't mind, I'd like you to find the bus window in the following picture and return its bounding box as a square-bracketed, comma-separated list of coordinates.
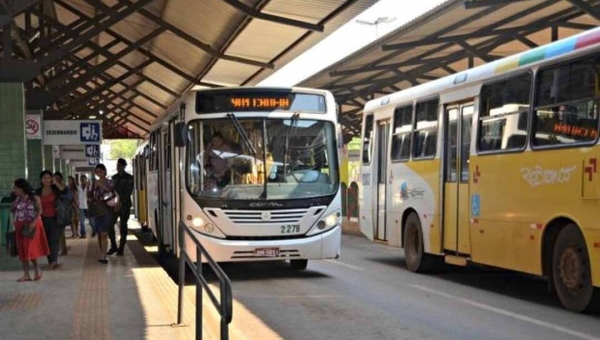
[413, 99, 439, 158]
[362, 114, 374, 164]
[533, 56, 600, 146]
[478, 73, 531, 152]
[391, 105, 413, 161]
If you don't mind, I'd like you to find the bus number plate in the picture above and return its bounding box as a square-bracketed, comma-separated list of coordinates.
[255, 248, 279, 257]
[281, 225, 300, 234]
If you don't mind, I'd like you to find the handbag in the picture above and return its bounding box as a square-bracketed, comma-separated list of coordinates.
[103, 190, 121, 212]
[88, 197, 109, 218]
[6, 214, 17, 257]
[21, 224, 36, 238]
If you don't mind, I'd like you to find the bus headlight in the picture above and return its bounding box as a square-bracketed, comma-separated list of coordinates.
[325, 211, 341, 227]
[192, 217, 204, 228]
[310, 210, 341, 235]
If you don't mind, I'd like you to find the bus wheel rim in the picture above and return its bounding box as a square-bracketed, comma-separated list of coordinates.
[559, 246, 582, 292]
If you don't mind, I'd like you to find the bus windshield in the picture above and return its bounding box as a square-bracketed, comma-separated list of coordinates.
[186, 118, 339, 200]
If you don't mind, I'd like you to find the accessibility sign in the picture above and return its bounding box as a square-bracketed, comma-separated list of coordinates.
[44, 120, 102, 145]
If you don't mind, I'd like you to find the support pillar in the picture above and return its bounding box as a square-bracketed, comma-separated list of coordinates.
[26, 110, 44, 188]
[0, 83, 26, 197]
[44, 145, 53, 172]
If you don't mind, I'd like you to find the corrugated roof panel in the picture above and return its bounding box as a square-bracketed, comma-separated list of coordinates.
[225, 21, 306, 60]
[203, 59, 262, 86]
[148, 32, 215, 75]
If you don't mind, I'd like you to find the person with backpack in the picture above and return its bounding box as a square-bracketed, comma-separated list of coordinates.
[37, 170, 73, 270]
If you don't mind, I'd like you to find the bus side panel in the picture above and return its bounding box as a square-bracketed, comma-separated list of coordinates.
[583, 228, 600, 287]
[358, 162, 375, 241]
[387, 161, 440, 252]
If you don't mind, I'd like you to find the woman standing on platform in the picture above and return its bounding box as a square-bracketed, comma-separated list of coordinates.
[68, 176, 80, 238]
[37, 170, 72, 269]
[11, 178, 50, 282]
[88, 164, 113, 264]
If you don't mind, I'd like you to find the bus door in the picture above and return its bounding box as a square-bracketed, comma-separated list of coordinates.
[443, 103, 474, 255]
[159, 124, 174, 252]
[374, 119, 390, 241]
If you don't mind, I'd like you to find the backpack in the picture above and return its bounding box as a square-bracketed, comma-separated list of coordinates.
[55, 194, 73, 227]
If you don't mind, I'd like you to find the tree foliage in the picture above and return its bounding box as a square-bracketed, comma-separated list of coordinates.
[109, 139, 138, 160]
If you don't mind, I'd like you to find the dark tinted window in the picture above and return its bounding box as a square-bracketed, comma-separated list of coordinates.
[533, 56, 600, 146]
[362, 115, 374, 164]
[479, 74, 531, 152]
[391, 105, 413, 161]
[413, 99, 439, 158]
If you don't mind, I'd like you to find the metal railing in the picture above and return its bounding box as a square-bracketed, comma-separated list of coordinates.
[176, 221, 233, 340]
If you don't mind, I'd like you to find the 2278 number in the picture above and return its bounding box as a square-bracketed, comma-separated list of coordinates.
[281, 225, 300, 234]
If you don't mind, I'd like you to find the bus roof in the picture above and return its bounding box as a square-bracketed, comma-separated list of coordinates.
[364, 26, 600, 113]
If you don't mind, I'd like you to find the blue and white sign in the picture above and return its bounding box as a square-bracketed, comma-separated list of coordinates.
[44, 120, 102, 145]
[80, 122, 101, 143]
[85, 144, 100, 157]
[88, 158, 99, 166]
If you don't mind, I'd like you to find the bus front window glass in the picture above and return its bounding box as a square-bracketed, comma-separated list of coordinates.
[391, 105, 413, 161]
[186, 119, 339, 200]
[533, 56, 600, 146]
[479, 74, 531, 152]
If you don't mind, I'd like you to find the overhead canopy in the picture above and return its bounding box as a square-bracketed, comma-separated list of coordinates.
[1, 0, 379, 138]
[299, 0, 600, 140]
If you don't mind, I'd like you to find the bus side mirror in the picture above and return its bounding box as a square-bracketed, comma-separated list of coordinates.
[174, 122, 188, 147]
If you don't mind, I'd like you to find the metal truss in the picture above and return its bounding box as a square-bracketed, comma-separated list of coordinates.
[318, 0, 600, 139]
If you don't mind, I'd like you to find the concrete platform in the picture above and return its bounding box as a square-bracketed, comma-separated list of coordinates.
[0, 220, 282, 340]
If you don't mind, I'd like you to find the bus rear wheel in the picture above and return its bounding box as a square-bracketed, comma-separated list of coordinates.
[290, 259, 308, 270]
[552, 224, 599, 312]
[404, 212, 434, 273]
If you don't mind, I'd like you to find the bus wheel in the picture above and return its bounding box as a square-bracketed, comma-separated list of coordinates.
[290, 259, 308, 270]
[404, 212, 434, 273]
[552, 224, 598, 312]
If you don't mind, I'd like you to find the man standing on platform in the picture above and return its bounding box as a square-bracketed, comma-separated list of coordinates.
[108, 158, 134, 256]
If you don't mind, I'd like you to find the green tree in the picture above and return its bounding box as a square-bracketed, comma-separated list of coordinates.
[109, 139, 138, 160]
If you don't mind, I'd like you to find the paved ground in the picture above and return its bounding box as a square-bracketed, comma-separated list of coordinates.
[175, 234, 600, 340]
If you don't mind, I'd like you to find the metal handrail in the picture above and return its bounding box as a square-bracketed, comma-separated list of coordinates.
[176, 221, 233, 340]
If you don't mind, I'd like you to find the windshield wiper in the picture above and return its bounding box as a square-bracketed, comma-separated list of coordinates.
[283, 113, 300, 176]
[227, 113, 257, 157]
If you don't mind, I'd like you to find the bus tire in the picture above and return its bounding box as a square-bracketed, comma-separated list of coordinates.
[290, 259, 308, 270]
[552, 224, 598, 312]
[404, 212, 434, 273]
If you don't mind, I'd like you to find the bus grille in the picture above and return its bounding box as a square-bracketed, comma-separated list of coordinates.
[221, 208, 313, 225]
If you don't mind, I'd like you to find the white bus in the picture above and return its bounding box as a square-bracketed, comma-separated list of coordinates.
[135, 87, 343, 269]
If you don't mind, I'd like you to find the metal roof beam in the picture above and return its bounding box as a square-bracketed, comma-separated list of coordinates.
[45, 27, 166, 101]
[381, 22, 552, 51]
[57, 60, 152, 114]
[50, 0, 219, 88]
[134, 6, 274, 69]
[37, 0, 156, 71]
[464, 0, 531, 9]
[220, 0, 324, 32]
[34, 9, 179, 101]
[456, 40, 500, 62]
[566, 0, 600, 21]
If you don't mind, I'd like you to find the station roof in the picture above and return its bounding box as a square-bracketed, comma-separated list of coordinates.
[299, 0, 600, 140]
[2, 0, 379, 138]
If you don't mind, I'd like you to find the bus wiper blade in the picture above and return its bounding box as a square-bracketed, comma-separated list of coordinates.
[283, 113, 300, 175]
[227, 113, 257, 156]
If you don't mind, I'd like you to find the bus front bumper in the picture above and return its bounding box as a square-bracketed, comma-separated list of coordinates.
[186, 225, 341, 263]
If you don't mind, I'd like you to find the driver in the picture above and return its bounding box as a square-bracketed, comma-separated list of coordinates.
[204, 131, 232, 188]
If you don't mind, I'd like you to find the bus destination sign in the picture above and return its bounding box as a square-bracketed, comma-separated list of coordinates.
[230, 96, 291, 110]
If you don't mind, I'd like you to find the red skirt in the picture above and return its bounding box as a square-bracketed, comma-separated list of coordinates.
[15, 219, 50, 261]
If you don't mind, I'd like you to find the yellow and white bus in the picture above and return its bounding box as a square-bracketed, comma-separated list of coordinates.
[359, 27, 600, 312]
